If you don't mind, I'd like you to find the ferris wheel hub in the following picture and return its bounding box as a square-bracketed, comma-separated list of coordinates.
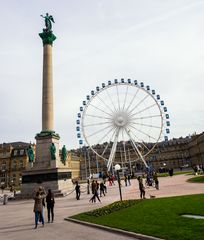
[113, 111, 128, 127]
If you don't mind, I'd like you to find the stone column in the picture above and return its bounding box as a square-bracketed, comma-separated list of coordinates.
[34, 30, 60, 169]
[42, 44, 54, 131]
[39, 31, 56, 132]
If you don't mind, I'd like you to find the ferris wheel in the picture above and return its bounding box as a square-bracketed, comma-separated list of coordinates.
[76, 78, 170, 171]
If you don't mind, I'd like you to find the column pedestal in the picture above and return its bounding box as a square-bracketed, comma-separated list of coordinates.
[21, 131, 72, 198]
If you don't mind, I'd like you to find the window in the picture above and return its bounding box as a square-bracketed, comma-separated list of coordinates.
[1, 161, 6, 171]
[19, 174, 22, 182]
[14, 150, 18, 156]
[1, 173, 6, 183]
[20, 149, 24, 155]
[13, 160, 17, 170]
[19, 160, 24, 169]
[11, 174, 16, 184]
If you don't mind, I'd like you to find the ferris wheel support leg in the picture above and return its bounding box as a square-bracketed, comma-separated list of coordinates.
[107, 129, 120, 171]
[125, 129, 148, 168]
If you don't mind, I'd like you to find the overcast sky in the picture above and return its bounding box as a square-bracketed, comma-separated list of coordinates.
[0, 0, 203, 149]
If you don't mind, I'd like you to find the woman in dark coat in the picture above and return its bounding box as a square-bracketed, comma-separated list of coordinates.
[46, 189, 55, 223]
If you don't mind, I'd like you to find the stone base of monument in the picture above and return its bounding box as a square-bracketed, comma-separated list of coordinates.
[19, 131, 74, 199]
[20, 168, 73, 199]
[34, 131, 62, 169]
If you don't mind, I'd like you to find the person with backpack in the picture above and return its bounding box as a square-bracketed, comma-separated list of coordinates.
[46, 189, 55, 223]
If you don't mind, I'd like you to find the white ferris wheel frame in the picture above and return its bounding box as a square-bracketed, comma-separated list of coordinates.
[80, 81, 165, 171]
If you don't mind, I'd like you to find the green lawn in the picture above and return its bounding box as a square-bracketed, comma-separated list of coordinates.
[157, 170, 193, 177]
[71, 194, 204, 240]
[187, 175, 204, 183]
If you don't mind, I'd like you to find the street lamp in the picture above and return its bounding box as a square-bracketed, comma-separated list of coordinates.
[115, 164, 122, 201]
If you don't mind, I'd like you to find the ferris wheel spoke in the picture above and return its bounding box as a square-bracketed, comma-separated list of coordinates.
[128, 94, 149, 115]
[116, 85, 121, 111]
[130, 121, 161, 129]
[131, 114, 161, 120]
[129, 141, 145, 162]
[125, 88, 140, 112]
[87, 124, 113, 138]
[101, 142, 110, 158]
[95, 93, 115, 115]
[122, 85, 129, 111]
[124, 127, 150, 152]
[128, 123, 158, 141]
[122, 141, 128, 163]
[121, 128, 125, 141]
[140, 141, 151, 152]
[97, 125, 117, 146]
[86, 114, 112, 120]
[100, 127, 117, 157]
[125, 128, 148, 167]
[84, 121, 112, 128]
[129, 141, 140, 159]
[120, 147, 123, 162]
[107, 128, 120, 171]
[129, 103, 157, 118]
[89, 103, 113, 117]
[106, 88, 117, 112]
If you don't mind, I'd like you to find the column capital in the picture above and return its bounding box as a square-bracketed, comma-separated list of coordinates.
[35, 130, 60, 140]
[39, 30, 56, 46]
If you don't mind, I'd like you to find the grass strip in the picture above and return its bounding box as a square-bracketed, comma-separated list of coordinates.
[187, 175, 204, 183]
[71, 194, 204, 240]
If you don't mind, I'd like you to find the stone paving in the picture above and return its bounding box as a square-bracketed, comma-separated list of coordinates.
[0, 174, 203, 240]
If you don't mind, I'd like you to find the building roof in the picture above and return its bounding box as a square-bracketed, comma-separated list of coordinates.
[0, 142, 30, 148]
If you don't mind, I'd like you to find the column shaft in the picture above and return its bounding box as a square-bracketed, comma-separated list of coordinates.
[42, 44, 54, 131]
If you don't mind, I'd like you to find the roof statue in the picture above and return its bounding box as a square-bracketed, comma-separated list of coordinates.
[39, 13, 56, 46]
[40, 13, 55, 32]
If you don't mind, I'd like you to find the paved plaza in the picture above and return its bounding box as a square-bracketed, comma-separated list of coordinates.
[0, 174, 204, 240]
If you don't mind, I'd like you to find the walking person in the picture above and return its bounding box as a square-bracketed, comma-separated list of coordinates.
[153, 172, 159, 190]
[38, 186, 46, 223]
[33, 190, 46, 229]
[137, 176, 146, 199]
[169, 168, 174, 177]
[46, 189, 55, 223]
[124, 174, 128, 186]
[89, 180, 96, 202]
[91, 180, 96, 194]
[103, 182, 107, 193]
[87, 179, 90, 194]
[75, 181, 81, 200]
[128, 174, 131, 185]
[89, 181, 101, 203]
[99, 181, 105, 197]
[108, 176, 112, 186]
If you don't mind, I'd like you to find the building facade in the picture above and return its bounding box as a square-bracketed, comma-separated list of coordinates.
[1, 132, 203, 184]
[78, 132, 204, 178]
[0, 142, 33, 187]
[66, 150, 81, 179]
[0, 142, 81, 188]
